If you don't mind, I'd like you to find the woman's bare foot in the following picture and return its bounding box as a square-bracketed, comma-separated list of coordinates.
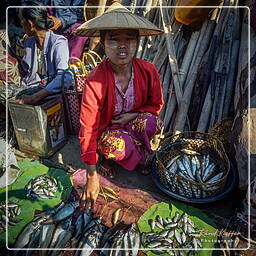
[136, 154, 154, 176]
[98, 159, 115, 178]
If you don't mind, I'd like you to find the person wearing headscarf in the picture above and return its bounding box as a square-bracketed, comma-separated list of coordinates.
[18, 1, 69, 104]
[74, 3, 164, 209]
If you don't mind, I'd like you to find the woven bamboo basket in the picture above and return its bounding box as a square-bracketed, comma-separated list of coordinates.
[156, 132, 230, 198]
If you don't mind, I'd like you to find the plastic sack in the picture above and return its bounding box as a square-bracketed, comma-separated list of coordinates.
[174, 0, 223, 25]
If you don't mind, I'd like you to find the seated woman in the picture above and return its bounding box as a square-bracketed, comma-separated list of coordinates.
[18, 1, 69, 104]
[75, 3, 164, 209]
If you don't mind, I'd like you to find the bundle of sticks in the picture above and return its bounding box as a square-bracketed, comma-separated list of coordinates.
[132, 0, 246, 134]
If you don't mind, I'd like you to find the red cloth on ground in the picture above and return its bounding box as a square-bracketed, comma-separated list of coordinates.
[79, 58, 164, 165]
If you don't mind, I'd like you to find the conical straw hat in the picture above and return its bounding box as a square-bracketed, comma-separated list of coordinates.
[74, 2, 163, 37]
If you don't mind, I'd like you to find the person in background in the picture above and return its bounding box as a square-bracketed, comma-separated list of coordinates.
[22, 0, 88, 58]
[74, 3, 164, 210]
[18, 1, 69, 104]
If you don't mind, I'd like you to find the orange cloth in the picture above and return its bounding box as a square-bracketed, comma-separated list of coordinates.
[79, 58, 164, 165]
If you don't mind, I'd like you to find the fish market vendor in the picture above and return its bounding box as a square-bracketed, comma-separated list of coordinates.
[17, 1, 69, 105]
[74, 3, 164, 209]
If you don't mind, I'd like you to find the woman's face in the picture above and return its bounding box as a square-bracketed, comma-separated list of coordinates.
[19, 12, 33, 36]
[104, 29, 138, 66]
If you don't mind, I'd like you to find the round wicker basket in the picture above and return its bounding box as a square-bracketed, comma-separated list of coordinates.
[156, 132, 230, 199]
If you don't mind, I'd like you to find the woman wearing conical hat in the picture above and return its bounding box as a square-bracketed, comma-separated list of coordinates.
[75, 3, 164, 209]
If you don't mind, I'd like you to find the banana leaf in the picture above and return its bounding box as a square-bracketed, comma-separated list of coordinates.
[0, 158, 72, 246]
[137, 201, 218, 256]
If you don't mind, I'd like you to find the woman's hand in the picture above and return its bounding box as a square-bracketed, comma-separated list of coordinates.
[111, 112, 138, 126]
[18, 94, 37, 105]
[49, 16, 62, 31]
[18, 89, 50, 105]
[80, 165, 100, 211]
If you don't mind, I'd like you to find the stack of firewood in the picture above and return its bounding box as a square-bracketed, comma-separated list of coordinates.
[131, 0, 245, 134]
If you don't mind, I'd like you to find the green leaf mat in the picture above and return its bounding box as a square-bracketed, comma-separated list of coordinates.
[0, 158, 72, 246]
[137, 201, 218, 256]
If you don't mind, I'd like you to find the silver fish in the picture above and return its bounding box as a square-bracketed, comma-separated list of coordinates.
[25, 225, 42, 256]
[48, 219, 74, 256]
[166, 155, 180, 169]
[156, 215, 164, 226]
[14, 217, 43, 250]
[127, 223, 141, 256]
[181, 232, 186, 244]
[202, 163, 215, 181]
[174, 229, 182, 244]
[148, 219, 155, 230]
[43, 201, 78, 224]
[147, 241, 162, 248]
[206, 172, 223, 183]
[165, 222, 178, 229]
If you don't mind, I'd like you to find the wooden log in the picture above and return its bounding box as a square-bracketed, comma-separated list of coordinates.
[222, 42, 240, 117]
[197, 74, 214, 132]
[217, 9, 235, 121]
[159, 1, 183, 107]
[160, 63, 172, 120]
[181, 21, 208, 90]
[173, 19, 215, 132]
[152, 36, 167, 68]
[233, 7, 249, 111]
[179, 31, 200, 90]
[166, 94, 178, 132]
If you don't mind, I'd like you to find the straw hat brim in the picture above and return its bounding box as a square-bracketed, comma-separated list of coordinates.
[74, 8, 163, 37]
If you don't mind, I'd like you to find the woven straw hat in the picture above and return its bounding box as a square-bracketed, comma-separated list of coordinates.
[74, 2, 163, 37]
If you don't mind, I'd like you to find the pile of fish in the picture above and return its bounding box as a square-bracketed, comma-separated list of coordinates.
[13, 201, 141, 256]
[25, 174, 58, 199]
[100, 222, 141, 256]
[141, 212, 202, 255]
[0, 200, 22, 232]
[163, 151, 226, 198]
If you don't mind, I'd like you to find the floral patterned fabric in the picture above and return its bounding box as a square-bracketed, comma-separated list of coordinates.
[98, 113, 163, 171]
[0, 30, 20, 85]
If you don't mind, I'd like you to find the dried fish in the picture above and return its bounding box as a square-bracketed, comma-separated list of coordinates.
[112, 208, 122, 226]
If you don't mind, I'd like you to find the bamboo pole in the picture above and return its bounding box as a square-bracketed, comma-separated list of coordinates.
[179, 31, 200, 90]
[173, 19, 215, 132]
[181, 21, 208, 90]
[222, 39, 240, 117]
[222, 6, 240, 117]
[217, 9, 234, 121]
[197, 74, 214, 132]
[234, 8, 249, 111]
[160, 63, 172, 120]
[159, 1, 183, 107]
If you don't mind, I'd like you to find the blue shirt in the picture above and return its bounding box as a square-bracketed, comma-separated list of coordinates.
[21, 30, 70, 94]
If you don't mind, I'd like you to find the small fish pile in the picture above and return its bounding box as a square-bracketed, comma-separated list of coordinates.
[141, 212, 202, 255]
[163, 152, 226, 198]
[0, 200, 22, 233]
[25, 174, 58, 199]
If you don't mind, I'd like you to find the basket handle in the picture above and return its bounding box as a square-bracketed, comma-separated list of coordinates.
[61, 68, 77, 94]
[68, 57, 86, 75]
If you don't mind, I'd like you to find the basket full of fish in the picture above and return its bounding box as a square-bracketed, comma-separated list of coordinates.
[156, 132, 230, 199]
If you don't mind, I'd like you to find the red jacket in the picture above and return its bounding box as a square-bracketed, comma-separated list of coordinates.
[79, 58, 164, 165]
